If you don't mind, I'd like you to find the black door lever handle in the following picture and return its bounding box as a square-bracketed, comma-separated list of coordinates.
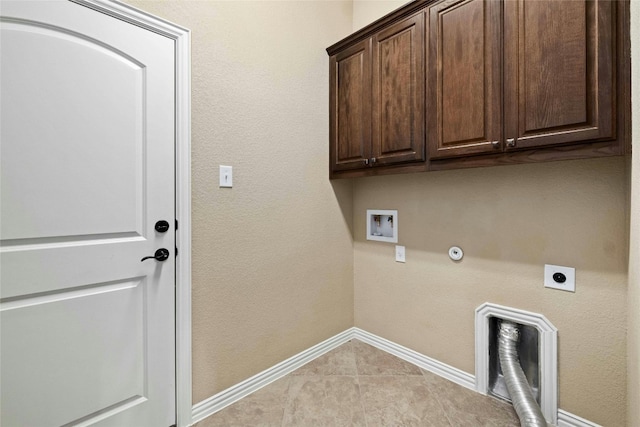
[141, 248, 170, 262]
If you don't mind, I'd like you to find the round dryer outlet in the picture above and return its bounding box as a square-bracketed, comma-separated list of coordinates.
[449, 246, 463, 261]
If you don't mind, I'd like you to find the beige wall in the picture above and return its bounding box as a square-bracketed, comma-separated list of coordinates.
[124, 0, 355, 403]
[350, 4, 630, 425]
[628, 1, 639, 426]
[353, 158, 628, 425]
[122, 2, 635, 423]
[352, 0, 407, 30]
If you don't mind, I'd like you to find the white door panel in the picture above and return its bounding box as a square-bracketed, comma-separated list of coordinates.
[1, 19, 145, 240]
[1, 241, 148, 297]
[2, 279, 146, 427]
[1, 1, 176, 426]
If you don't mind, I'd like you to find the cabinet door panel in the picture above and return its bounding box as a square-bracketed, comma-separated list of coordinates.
[372, 11, 425, 165]
[330, 40, 371, 172]
[428, 0, 501, 159]
[504, 0, 614, 149]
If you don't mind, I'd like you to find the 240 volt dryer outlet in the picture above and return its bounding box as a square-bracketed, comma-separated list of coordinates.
[544, 264, 575, 292]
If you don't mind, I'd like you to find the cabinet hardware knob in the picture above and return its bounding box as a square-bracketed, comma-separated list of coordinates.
[364, 158, 369, 165]
[371, 157, 377, 164]
[506, 138, 516, 147]
[491, 141, 500, 148]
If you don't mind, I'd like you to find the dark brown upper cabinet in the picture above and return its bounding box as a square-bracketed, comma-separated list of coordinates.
[427, 0, 502, 159]
[329, 11, 426, 177]
[329, 40, 372, 172]
[429, 0, 616, 160]
[372, 13, 426, 167]
[327, 0, 629, 178]
[503, 0, 614, 151]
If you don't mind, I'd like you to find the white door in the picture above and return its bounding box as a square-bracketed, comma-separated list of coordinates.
[1, 1, 176, 426]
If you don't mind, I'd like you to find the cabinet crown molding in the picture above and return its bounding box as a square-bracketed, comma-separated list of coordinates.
[326, 0, 434, 55]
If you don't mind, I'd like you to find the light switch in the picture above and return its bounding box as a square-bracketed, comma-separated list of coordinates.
[395, 245, 406, 263]
[219, 165, 232, 188]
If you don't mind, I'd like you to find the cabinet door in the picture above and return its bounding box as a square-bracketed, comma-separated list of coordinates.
[504, 0, 614, 150]
[330, 40, 372, 173]
[371, 11, 425, 166]
[427, 0, 502, 159]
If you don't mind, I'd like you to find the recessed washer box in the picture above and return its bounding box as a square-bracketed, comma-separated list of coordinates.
[366, 209, 397, 243]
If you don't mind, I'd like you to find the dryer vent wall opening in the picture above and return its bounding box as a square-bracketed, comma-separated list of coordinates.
[497, 320, 548, 427]
[488, 317, 540, 404]
[475, 303, 558, 425]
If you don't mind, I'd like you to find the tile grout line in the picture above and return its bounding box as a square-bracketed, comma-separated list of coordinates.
[420, 368, 455, 427]
[279, 375, 293, 427]
[201, 338, 518, 426]
[351, 340, 370, 427]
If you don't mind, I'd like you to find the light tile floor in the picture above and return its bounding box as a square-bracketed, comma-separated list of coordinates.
[195, 339, 520, 426]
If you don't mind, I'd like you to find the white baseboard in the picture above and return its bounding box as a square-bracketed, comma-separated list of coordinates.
[557, 409, 602, 427]
[190, 328, 354, 425]
[351, 328, 476, 391]
[191, 327, 599, 427]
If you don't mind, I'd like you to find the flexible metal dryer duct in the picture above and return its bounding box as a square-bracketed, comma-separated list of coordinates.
[498, 320, 548, 427]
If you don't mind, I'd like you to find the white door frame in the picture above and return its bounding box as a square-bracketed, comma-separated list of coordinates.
[69, 1, 192, 426]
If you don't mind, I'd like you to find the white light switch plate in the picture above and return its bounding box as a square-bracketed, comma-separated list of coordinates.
[395, 245, 405, 263]
[544, 264, 575, 292]
[219, 165, 232, 188]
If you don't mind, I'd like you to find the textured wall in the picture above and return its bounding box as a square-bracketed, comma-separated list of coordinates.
[351, 3, 630, 425]
[628, 2, 639, 425]
[124, 0, 354, 404]
[352, 0, 407, 31]
[121, 2, 634, 423]
[353, 158, 628, 425]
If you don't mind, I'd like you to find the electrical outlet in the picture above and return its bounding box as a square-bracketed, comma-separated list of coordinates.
[544, 264, 575, 292]
[395, 245, 405, 263]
